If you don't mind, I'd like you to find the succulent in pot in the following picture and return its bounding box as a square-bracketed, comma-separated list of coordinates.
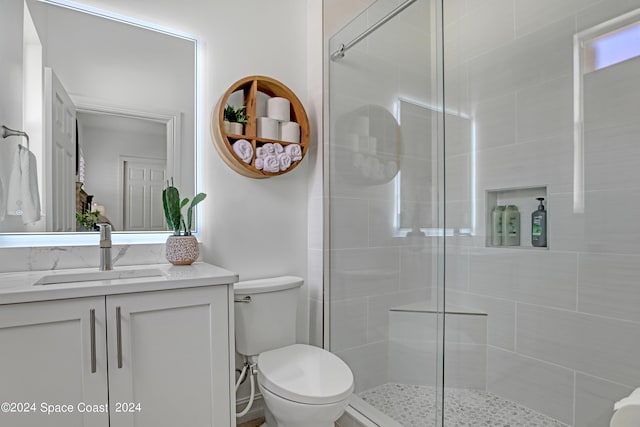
[223, 104, 248, 135]
[162, 178, 207, 265]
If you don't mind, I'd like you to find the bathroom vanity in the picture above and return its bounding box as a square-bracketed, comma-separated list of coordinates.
[0, 262, 238, 427]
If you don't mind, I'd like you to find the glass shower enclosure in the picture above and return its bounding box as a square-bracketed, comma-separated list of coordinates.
[328, 0, 640, 425]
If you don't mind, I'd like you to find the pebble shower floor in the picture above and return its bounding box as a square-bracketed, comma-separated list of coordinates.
[359, 383, 569, 426]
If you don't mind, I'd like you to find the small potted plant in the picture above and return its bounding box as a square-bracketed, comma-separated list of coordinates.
[162, 178, 207, 265]
[223, 104, 248, 135]
[76, 210, 100, 231]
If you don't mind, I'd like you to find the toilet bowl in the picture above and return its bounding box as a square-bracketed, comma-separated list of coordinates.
[257, 344, 354, 427]
[233, 276, 354, 427]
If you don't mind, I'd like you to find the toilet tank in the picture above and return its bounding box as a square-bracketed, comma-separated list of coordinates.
[234, 276, 304, 357]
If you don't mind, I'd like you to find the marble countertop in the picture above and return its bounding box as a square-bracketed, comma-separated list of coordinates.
[0, 262, 239, 305]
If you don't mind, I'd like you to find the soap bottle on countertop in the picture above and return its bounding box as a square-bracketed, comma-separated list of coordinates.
[491, 205, 505, 246]
[531, 197, 547, 247]
[502, 205, 520, 246]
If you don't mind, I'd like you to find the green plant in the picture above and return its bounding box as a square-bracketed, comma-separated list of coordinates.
[223, 104, 248, 124]
[76, 210, 100, 230]
[162, 178, 207, 236]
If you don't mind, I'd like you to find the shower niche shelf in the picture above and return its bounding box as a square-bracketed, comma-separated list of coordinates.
[210, 75, 310, 179]
[485, 186, 548, 249]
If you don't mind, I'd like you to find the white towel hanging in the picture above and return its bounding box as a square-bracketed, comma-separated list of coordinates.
[6, 145, 41, 224]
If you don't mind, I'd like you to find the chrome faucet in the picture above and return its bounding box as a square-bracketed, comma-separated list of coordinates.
[97, 223, 113, 271]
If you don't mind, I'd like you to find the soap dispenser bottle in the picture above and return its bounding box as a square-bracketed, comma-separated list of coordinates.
[502, 205, 520, 246]
[531, 197, 547, 247]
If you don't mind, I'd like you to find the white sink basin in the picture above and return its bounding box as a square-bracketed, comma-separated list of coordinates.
[34, 268, 165, 286]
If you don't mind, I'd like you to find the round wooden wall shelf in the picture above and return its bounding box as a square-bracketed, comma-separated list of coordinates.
[210, 75, 310, 179]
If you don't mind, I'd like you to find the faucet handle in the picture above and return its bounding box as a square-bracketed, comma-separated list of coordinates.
[97, 223, 112, 248]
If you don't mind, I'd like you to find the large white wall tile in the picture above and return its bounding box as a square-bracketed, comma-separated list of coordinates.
[446, 290, 516, 351]
[473, 93, 516, 151]
[367, 289, 429, 343]
[575, 373, 634, 427]
[476, 134, 574, 195]
[468, 249, 578, 309]
[460, 0, 515, 59]
[551, 189, 640, 254]
[337, 342, 389, 393]
[487, 347, 574, 424]
[400, 246, 434, 290]
[517, 304, 640, 387]
[468, 18, 574, 102]
[514, 0, 595, 37]
[330, 298, 368, 352]
[330, 247, 400, 300]
[516, 75, 573, 142]
[330, 198, 370, 249]
[584, 125, 640, 192]
[579, 253, 640, 323]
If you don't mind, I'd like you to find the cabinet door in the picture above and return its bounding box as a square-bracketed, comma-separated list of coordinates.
[0, 297, 109, 427]
[106, 286, 232, 427]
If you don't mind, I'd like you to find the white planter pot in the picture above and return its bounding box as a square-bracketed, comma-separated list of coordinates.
[224, 120, 244, 135]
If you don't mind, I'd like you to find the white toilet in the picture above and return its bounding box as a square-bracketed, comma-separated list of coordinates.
[234, 276, 354, 427]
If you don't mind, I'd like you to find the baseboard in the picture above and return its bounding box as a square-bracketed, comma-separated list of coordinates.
[235, 392, 264, 425]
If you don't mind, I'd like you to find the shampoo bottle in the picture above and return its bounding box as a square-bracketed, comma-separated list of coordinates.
[531, 197, 547, 247]
[491, 205, 505, 246]
[502, 205, 520, 246]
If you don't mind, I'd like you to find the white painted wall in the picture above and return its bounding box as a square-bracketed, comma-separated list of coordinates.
[78, 112, 166, 230]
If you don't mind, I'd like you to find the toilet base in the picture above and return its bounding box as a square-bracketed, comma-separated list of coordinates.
[260, 384, 347, 427]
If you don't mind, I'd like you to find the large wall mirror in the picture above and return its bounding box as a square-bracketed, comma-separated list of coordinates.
[0, 0, 198, 246]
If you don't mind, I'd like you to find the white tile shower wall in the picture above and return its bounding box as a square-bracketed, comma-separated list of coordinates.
[446, 0, 640, 425]
[388, 310, 487, 389]
[327, 0, 436, 393]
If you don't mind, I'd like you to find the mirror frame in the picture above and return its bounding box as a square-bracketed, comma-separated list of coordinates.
[0, 0, 202, 248]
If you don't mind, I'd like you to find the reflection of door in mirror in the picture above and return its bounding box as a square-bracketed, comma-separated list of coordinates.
[123, 159, 166, 232]
[45, 67, 76, 232]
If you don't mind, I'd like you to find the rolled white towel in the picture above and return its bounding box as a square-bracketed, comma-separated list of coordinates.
[274, 143, 284, 154]
[262, 143, 276, 157]
[277, 152, 292, 171]
[263, 155, 280, 173]
[233, 139, 253, 164]
[255, 158, 264, 170]
[285, 144, 302, 162]
[256, 147, 266, 159]
[7, 146, 41, 224]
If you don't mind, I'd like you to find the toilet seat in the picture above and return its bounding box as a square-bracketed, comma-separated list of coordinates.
[257, 344, 354, 405]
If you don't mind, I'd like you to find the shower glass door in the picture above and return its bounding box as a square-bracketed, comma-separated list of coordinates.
[328, 0, 446, 425]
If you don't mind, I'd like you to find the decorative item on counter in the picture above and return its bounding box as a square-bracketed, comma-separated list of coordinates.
[502, 205, 520, 246]
[223, 104, 248, 135]
[531, 197, 547, 247]
[491, 205, 505, 246]
[162, 178, 206, 265]
[232, 139, 253, 164]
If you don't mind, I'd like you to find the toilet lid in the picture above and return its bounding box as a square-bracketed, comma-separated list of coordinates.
[258, 344, 354, 405]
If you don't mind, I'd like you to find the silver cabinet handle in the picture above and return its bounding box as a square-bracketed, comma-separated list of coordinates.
[234, 296, 251, 303]
[116, 306, 123, 369]
[90, 309, 96, 373]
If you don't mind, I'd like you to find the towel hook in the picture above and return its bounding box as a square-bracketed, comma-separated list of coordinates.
[2, 125, 30, 150]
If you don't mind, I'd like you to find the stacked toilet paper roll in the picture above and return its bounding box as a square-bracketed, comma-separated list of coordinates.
[257, 117, 279, 140]
[257, 96, 301, 144]
[611, 388, 640, 427]
[280, 121, 300, 143]
[267, 97, 290, 122]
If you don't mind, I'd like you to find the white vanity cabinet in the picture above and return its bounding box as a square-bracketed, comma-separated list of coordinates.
[0, 278, 234, 427]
